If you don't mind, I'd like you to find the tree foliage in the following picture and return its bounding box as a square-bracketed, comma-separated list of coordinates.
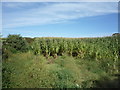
[2, 34, 29, 59]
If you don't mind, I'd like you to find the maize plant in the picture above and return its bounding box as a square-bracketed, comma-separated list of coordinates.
[30, 35, 119, 74]
[32, 36, 119, 61]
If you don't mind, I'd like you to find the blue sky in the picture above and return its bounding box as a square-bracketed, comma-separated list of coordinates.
[2, 2, 118, 38]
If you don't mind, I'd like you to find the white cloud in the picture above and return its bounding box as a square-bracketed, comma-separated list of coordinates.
[2, 2, 118, 28]
[2, 2, 35, 8]
[1, 0, 119, 2]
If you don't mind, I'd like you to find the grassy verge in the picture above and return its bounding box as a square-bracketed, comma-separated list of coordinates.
[2, 52, 119, 88]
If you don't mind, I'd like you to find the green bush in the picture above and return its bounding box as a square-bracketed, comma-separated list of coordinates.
[2, 34, 29, 59]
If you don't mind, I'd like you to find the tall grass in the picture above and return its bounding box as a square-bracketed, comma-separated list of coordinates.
[2, 52, 119, 88]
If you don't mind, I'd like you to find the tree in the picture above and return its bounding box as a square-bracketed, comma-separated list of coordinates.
[3, 34, 28, 53]
[112, 33, 120, 36]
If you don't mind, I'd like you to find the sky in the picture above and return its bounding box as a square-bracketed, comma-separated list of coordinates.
[2, 2, 118, 38]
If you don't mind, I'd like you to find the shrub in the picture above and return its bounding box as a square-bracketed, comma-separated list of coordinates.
[3, 34, 29, 53]
[2, 34, 29, 60]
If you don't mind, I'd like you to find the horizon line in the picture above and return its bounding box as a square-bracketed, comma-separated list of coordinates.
[1, 34, 116, 38]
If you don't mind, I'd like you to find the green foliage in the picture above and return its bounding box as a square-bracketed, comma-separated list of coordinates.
[31, 36, 119, 74]
[2, 34, 119, 88]
[24, 37, 34, 44]
[6, 34, 28, 52]
[2, 34, 29, 59]
[2, 52, 119, 88]
[32, 36, 118, 60]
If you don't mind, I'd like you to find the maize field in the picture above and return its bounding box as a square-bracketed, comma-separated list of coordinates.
[2, 34, 120, 88]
